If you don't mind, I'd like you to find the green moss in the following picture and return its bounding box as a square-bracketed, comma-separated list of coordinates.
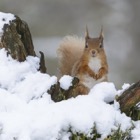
[67, 124, 134, 140]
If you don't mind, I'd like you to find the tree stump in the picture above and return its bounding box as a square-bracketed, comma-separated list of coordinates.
[0, 15, 46, 73]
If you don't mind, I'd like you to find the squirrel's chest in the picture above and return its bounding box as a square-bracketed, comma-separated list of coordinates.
[88, 57, 101, 74]
[82, 58, 104, 89]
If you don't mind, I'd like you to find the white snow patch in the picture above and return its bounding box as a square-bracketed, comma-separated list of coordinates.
[59, 75, 73, 90]
[117, 83, 131, 96]
[89, 82, 117, 103]
[0, 48, 57, 102]
[0, 12, 15, 37]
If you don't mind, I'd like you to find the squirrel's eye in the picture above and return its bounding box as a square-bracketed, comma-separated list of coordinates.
[85, 42, 88, 48]
[99, 42, 103, 48]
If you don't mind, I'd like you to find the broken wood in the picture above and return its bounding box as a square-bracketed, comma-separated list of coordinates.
[39, 51, 47, 73]
[0, 16, 35, 61]
[117, 81, 140, 120]
[48, 77, 79, 102]
[0, 15, 46, 73]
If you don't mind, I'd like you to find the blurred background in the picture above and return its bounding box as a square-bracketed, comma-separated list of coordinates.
[0, 0, 140, 88]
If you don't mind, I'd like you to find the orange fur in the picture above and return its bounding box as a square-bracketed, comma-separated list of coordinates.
[57, 36, 84, 78]
[57, 29, 108, 95]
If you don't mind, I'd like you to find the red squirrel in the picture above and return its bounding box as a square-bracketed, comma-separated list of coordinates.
[57, 27, 108, 95]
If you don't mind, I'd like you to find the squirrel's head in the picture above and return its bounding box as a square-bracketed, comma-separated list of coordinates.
[84, 27, 105, 58]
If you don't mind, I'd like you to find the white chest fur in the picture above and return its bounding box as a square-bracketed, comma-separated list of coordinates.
[82, 57, 103, 89]
[88, 57, 101, 74]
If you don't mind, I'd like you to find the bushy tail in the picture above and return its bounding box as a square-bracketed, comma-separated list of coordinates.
[57, 36, 84, 78]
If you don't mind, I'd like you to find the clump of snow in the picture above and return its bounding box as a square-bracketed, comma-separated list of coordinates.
[0, 48, 139, 139]
[89, 82, 117, 103]
[117, 83, 131, 96]
[59, 75, 73, 90]
[0, 12, 15, 37]
[0, 48, 57, 102]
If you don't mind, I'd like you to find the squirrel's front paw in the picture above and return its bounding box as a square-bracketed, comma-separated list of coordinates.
[96, 68, 105, 80]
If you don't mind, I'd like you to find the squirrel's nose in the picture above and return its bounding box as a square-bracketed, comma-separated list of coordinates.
[92, 50, 96, 54]
[91, 50, 97, 57]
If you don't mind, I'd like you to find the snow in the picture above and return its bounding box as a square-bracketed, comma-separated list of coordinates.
[0, 12, 15, 37]
[132, 121, 140, 140]
[117, 83, 131, 96]
[0, 49, 139, 139]
[59, 75, 73, 90]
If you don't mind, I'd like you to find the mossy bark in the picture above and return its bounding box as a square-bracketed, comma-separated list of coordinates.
[48, 77, 79, 102]
[117, 81, 140, 120]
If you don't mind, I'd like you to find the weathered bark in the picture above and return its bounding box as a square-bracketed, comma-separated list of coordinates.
[0, 15, 46, 73]
[39, 51, 47, 73]
[48, 77, 79, 102]
[117, 81, 140, 120]
[1, 16, 35, 61]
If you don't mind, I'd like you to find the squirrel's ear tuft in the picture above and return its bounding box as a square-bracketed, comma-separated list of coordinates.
[85, 26, 90, 39]
[99, 26, 104, 40]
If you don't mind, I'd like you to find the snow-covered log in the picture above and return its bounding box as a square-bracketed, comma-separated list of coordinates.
[49, 77, 140, 120]
[117, 81, 140, 120]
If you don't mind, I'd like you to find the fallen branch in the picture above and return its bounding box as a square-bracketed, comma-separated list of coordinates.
[117, 81, 140, 120]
